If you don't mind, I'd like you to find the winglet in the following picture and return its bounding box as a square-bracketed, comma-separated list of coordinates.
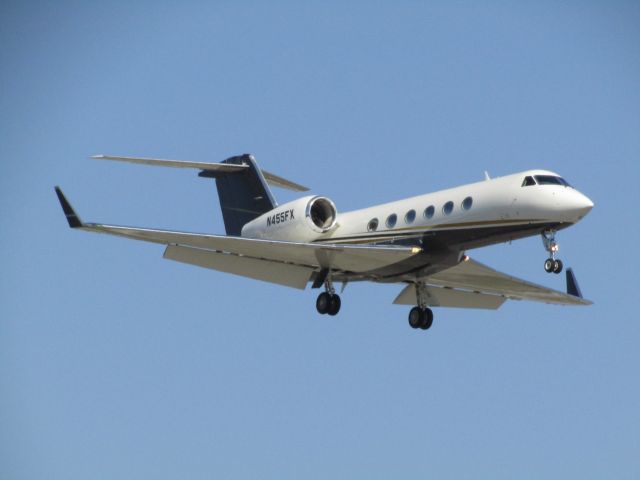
[54, 186, 83, 228]
[566, 268, 583, 298]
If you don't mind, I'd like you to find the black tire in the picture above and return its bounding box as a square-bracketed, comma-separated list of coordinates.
[327, 294, 341, 316]
[544, 258, 555, 273]
[553, 259, 563, 274]
[408, 307, 423, 329]
[420, 308, 434, 330]
[316, 292, 331, 314]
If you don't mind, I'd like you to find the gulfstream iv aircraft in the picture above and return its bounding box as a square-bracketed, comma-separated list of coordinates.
[55, 154, 594, 331]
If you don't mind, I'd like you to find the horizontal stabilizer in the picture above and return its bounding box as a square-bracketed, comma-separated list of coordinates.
[261, 170, 309, 192]
[92, 154, 309, 191]
[92, 154, 247, 172]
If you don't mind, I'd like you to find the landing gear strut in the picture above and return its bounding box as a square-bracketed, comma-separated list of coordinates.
[542, 229, 563, 274]
[316, 274, 341, 316]
[408, 282, 434, 330]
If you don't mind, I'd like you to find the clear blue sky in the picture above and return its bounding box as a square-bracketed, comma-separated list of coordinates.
[1, 2, 639, 478]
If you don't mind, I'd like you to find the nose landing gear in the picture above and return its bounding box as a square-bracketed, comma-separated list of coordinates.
[542, 230, 563, 274]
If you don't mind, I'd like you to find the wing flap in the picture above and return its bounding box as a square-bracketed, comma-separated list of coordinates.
[393, 284, 506, 309]
[164, 245, 313, 289]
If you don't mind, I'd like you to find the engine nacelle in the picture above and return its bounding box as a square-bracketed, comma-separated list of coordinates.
[241, 195, 338, 242]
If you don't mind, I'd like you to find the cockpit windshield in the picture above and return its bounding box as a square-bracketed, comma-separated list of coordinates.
[522, 175, 571, 187]
[534, 175, 571, 187]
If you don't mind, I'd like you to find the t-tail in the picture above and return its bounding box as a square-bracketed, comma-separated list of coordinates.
[199, 154, 276, 236]
[91, 153, 309, 236]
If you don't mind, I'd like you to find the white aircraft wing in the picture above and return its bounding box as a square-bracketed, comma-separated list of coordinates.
[55, 187, 419, 288]
[394, 257, 591, 308]
[84, 223, 418, 271]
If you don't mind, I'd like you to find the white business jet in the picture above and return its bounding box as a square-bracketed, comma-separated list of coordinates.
[55, 154, 593, 331]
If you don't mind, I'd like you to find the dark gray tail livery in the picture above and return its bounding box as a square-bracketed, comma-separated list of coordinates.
[198, 154, 277, 236]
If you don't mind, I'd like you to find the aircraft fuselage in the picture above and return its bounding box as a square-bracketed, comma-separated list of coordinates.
[309, 169, 593, 281]
[321, 169, 592, 250]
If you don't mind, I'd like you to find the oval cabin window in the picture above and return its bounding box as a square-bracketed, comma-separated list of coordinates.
[386, 214, 397, 228]
[424, 205, 435, 219]
[405, 209, 416, 224]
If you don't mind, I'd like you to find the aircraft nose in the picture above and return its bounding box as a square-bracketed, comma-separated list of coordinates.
[569, 190, 594, 220]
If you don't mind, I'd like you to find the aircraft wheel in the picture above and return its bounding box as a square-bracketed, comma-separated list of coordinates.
[553, 259, 563, 274]
[327, 294, 341, 316]
[544, 258, 555, 273]
[408, 307, 423, 329]
[420, 308, 434, 330]
[316, 292, 332, 314]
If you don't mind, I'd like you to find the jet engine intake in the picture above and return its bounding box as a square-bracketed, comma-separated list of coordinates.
[241, 195, 337, 242]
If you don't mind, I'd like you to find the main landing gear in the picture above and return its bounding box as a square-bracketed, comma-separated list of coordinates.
[408, 282, 434, 330]
[409, 306, 433, 330]
[542, 229, 563, 274]
[315, 275, 341, 316]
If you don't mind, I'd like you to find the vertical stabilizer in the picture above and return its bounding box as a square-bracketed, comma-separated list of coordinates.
[199, 154, 276, 236]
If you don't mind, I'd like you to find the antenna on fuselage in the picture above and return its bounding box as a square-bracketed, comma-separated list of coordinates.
[484, 171, 491, 181]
